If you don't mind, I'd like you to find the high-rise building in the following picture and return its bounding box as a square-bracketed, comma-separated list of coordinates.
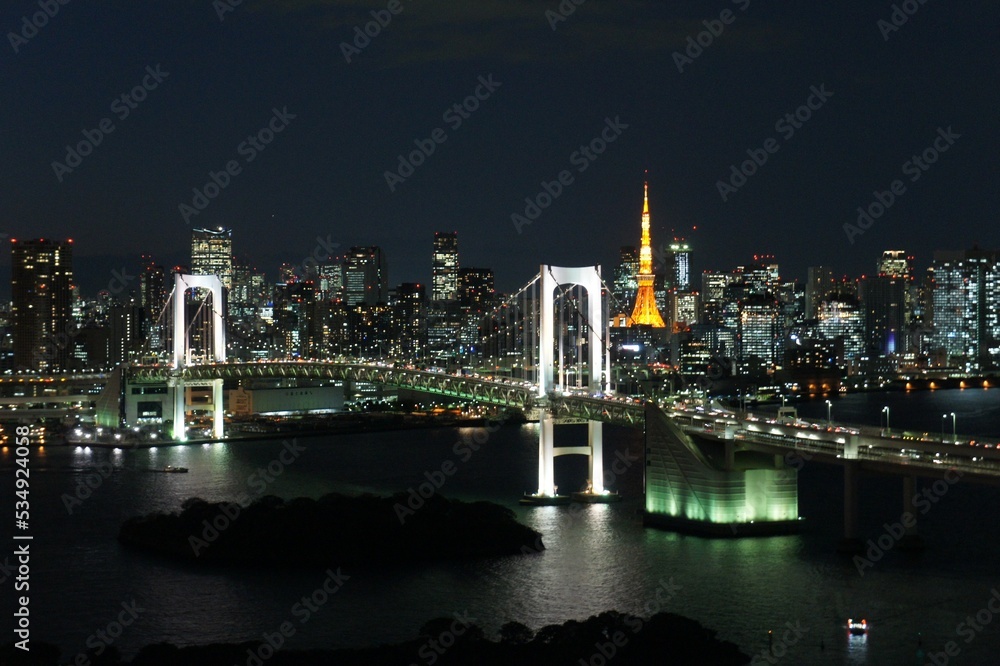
[612, 246, 639, 314]
[140, 258, 168, 353]
[668, 240, 692, 291]
[628, 181, 666, 328]
[816, 294, 865, 368]
[432, 232, 459, 302]
[878, 250, 913, 279]
[929, 250, 1000, 371]
[459, 267, 495, 312]
[344, 246, 389, 306]
[805, 266, 835, 319]
[861, 274, 907, 357]
[12, 238, 75, 372]
[191, 227, 233, 288]
[738, 294, 779, 371]
[391, 283, 427, 360]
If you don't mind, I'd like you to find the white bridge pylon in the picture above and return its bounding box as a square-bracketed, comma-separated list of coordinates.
[170, 274, 226, 441]
[535, 265, 610, 498]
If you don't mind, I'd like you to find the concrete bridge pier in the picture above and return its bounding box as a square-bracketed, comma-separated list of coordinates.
[537, 414, 555, 496]
[588, 420, 604, 492]
[838, 461, 863, 553]
[899, 475, 925, 550]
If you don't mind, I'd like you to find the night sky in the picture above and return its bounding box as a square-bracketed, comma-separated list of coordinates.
[2, 0, 997, 297]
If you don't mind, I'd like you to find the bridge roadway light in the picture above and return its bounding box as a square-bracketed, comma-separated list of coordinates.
[882, 406, 890, 435]
[825, 400, 832, 425]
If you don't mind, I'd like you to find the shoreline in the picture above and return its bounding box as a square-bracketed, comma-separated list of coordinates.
[51, 413, 525, 449]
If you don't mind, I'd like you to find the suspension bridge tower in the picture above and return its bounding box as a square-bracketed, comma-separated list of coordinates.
[522, 265, 614, 504]
[169, 274, 226, 441]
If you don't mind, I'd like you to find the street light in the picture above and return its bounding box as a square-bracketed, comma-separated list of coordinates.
[949, 412, 956, 442]
[882, 406, 890, 436]
[825, 399, 832, 425]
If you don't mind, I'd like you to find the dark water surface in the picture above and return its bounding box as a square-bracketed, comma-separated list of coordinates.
[3, 389, 1000, 664]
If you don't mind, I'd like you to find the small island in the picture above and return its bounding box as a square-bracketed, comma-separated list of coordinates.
[118, 493, 543, 566]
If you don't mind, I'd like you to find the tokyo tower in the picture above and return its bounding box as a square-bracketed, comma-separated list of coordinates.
[628, 179, 666, 328]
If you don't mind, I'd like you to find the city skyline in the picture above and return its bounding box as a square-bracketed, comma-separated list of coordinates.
[1, 2, 996, 298]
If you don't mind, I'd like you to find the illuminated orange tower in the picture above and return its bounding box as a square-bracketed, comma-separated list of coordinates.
[628, 179, 666, 328]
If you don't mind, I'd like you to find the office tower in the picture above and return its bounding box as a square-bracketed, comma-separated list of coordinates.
[877, 250, 913, 279]
[700, 270, 741, 326]
[805, 266, 836, 319]
[191, 227, 233, 288]
[628, 181, 666, 327]
[861, 274, 906, 357]
[12, 238, 75, 372]
[742, 255, 779, 297]
[816, 294, 865, 367]
[738, 294, 779, 370]
[668, 239, 692, 291]
[459, 267, 495, 312]
[929, 249, 1000, 371]
[344, 246, 389, 306]
[108, 302, 145, 368]
[612, 246, 639, 314]
[432, 232, 459, 302]
[392, 283, 427, 360]
[318, 262, 344, 301]
[140, 258, 168, 353]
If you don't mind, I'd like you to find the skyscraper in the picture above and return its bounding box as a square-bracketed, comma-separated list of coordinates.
[12, 238, 75, 372]
[459, 267, 495, 312]
[929, 249, 1000, 371]
[628, 181, 666, 328]
[344, 246, 389, 306]
[612, 246, 639, 313]
[191, 227, 233, 288]
[805, 266, 835, 319]
[668, 239, 692, 291]
[432, 232, 459, 302]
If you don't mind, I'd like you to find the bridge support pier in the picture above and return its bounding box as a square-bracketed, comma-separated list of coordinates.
[900, 475, 924, 550]
[589, 420, 604, 492]
[171, 378, 186, 441]
[537, 414, 555, 496]
[212, 379, 224, 440]
[838, 461, 863, 553]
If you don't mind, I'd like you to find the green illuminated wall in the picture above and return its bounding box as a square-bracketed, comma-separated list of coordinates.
[644, 405, 798, 528]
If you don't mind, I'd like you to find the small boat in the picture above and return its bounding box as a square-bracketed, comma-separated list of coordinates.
[848, 618, 868, 636]
[162, 466, 188, 473]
